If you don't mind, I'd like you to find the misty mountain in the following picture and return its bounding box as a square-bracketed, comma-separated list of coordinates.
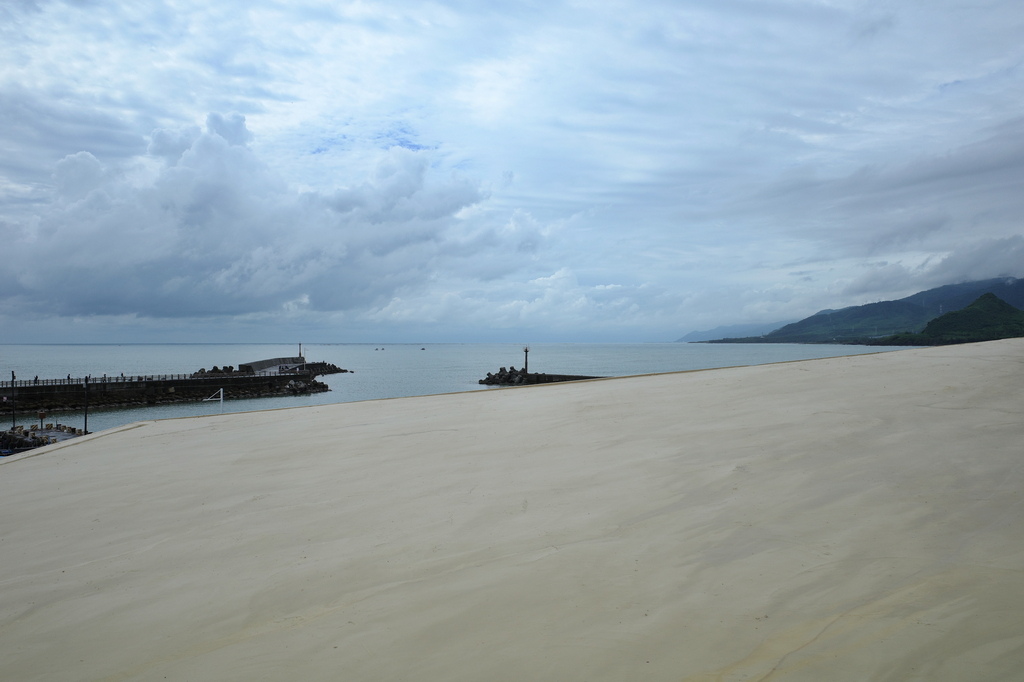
[704, 277, 1024, 344]
[676, 321, 794, 343]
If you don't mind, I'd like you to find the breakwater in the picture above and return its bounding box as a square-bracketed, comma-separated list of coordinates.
[1, 359, 348, 415]
[479, 366, 603, 386]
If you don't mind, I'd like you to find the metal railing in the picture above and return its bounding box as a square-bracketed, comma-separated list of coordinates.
[3, 370, 298, 389]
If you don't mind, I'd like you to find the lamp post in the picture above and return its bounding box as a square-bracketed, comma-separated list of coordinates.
[83, 376, 89, 435]
[523, 346, 529, 373]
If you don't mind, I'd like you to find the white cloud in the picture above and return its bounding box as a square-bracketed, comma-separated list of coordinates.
[1, 0, 1023, 341]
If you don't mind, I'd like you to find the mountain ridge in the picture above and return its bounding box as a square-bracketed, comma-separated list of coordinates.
[866, 293, 1024, 345]
[691, 276, 1024, 344]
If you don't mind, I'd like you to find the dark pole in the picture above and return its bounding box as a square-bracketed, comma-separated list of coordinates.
[10, 371, 14, 430]
[83, 376, 89, 434]
[523, 346, 529, 373]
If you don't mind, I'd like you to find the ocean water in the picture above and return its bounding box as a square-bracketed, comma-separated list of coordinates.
[2, 342, 908, 434]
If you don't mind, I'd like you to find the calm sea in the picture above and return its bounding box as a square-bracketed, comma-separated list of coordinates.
[2, 342, 908, 434]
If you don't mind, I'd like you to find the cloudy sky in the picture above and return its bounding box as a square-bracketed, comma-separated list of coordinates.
[2, 0, 1023, 343]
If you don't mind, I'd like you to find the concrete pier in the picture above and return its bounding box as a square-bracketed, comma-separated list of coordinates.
[1, 423, 81, 455]
[1, 361, 346, 415]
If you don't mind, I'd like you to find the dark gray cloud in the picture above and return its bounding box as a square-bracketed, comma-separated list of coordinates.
[5, 116, 499, 323]
[0, 86, 147, 183]
[736, 114, 1024, 260]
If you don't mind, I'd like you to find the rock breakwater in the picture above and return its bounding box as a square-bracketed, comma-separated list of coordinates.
[479, 366, 603, 386]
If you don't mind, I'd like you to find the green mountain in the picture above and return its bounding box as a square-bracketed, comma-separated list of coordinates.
[874, 293, 1024, 345]
[705, 277, 1024, 344]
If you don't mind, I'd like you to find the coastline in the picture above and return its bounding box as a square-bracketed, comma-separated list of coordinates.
[2, 339, 1022, 680]
[1, 342, 913, 436]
